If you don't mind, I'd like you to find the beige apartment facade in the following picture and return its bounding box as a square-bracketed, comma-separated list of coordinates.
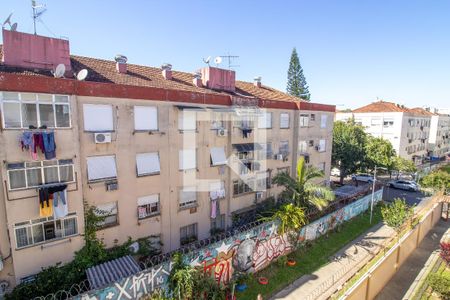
[0, 29, 335, 288]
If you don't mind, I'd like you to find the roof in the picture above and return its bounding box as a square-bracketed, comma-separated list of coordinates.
[410, 107, 436, 116]
[353, 100, 411, 113]
[86, 255, 141, 289]
[0, 44, 302, 104]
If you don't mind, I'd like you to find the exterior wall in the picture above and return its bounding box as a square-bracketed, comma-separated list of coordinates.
[0, 93, 85, 285]
[428, 114, 450, 158]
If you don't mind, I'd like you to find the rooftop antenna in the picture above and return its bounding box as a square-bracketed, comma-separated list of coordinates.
[203, 56, 211, 65]
[220, 52, 239, 70]
[2, 13, 18, 31]
[31, 0, 47, 35]
[214, 56, 222, 66]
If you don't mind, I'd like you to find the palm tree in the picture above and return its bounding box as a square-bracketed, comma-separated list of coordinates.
[268, 203, 307, 235]
[272, 156, 335, 210]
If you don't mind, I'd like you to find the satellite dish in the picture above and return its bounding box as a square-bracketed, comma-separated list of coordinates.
[203, 56, 211, 65]
[77, 69, 88, 81]
[214, 56, 222, 65]
[114, 54, 128, 64]
[54, 64, 66, 78]
[10, 23, 17, 31]
[2, 13, 12, 28]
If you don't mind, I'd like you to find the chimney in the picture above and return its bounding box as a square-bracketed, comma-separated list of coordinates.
[161, 63, 172, 80]
[254, 76, 262, 88]
[2, 29, 71, 72]
[200, 66, 235, 92]
[193, 72, 203, 87]
[115, 54, 128, 74]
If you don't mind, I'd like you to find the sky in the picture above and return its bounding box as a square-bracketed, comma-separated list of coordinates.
[1, 0, 449, 109]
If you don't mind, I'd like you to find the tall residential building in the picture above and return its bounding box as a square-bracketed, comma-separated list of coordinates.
[335, 101, 432, 165]
[427, 110, 450, 159]
[0, 29, 335, 287]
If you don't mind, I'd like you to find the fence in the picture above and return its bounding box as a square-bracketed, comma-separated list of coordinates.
[62, 189, 383, 300]
[340, 200, 443, 300]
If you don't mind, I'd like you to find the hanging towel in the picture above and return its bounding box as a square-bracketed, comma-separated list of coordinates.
[20, 131, 33, 151]
[42, 132, 56, 160]
[40, 195, 53, 217]
[32, 133, 45, 159]
[211, 200, 217, 219]
[39, 187, 50, 209]
[53, 190, 68, 219]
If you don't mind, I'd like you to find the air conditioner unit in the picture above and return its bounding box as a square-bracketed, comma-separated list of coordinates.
[276, 154, 283, 160]
[106, 181, 118, 191]
[94, 132, 112, 144]
[217, 128, 228, 137]
[255, 192, 263, 201]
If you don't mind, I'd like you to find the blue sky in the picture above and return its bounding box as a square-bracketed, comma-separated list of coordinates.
[1, 0, 449, 109]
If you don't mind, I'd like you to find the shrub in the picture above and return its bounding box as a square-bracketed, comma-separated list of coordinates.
[381, 198, 414, 235]
[427, 272, 450, 299]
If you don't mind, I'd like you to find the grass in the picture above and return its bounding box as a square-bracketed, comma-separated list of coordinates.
[419, 261, 450, 300]
[441, 164, 450, 174]
[237, 206, 383, 300]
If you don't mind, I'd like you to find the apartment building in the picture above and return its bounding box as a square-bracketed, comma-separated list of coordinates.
[336, 101, 431, 165]
[427, 110, 450, 159]
[0, 28, 335, 287]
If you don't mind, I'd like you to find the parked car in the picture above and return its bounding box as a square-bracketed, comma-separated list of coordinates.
[331, 168, 340, 177]
[351, 173, 374, 183]
[387, 180, 420, 192]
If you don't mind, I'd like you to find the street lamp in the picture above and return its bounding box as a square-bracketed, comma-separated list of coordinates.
[370, 166, 387, 224]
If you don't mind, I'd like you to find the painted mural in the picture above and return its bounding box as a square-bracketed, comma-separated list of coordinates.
[75, 189, 383, 300]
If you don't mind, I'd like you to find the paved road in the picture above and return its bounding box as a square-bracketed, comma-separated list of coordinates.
[382, 186, 428, 206]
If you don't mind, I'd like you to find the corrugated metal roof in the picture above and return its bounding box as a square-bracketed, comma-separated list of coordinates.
[86, 255, 141, 289]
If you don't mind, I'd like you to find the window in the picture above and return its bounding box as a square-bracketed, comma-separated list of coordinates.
[321, 114, 328, 128]
[180, 223, 197, 245]
[318, 139, 326, 152]
[301, 154, 310, 164]
[371, 118, 381, 126]
[298, 140, 308, 153]
[178, 110, 196, 131]
[308, 140, 314, 147]
[136, 152, 160, 176]
[86, 155, 117, 182]
[134, 106, 158, 131]
[299, 114, 309, 127]
[210, 147, 227, 166]
[318, 162, 325, 172]
[7, 159, 74, 190]
[258, 142, 273, 160]
[137, 194, 160, 219]
[1, 92, 70, 129]
[310, 114, 316, 121]
[279, 141, 289, 156]
[179, 186, 197, 208]
[14, 213, 78, 249]
[258, 112, 272, 129]
[233, 179, 253, 196]
[280, 113, 289, 128]
[211, 214, 225, 231]
[83, 104, 113, 132]
[179, 149, 196, 170]
[383, 119, 394, 127]
[95, 202, 118, 228]
[256, 171, 271, 190]
[211, 111, 225, 129]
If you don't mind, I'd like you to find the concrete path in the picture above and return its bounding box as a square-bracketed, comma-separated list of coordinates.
[270, 223, 396, 300]
[375, 219, 448, 300]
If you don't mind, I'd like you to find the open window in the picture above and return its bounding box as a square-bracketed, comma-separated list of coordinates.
[210, 147, 227, 166]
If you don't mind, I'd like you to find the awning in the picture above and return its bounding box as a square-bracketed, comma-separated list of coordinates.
[210, 147, 227, 166]
[233, 143, 262, 152]
[175, 105, 206, 111]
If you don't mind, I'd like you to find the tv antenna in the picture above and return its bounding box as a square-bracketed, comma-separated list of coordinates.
[219, 53, 239, 70]
[202, 56, 211, 65]
[31, 0, 47, 35]
[2, 13, 18, 31]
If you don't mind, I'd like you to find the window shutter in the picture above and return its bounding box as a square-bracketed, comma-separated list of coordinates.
[280, 113, 289, 128]
[83, 104, 113, 131]
[87, 156, 117, 181]
[136, 153, 160, 175]
[210, 147, 227, 166]
[134, 106, 158, 130]
[137, 194, 159, 206]
[179, 149, 196, 170]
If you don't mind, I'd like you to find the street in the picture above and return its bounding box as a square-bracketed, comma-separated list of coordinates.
[382, 186, 428, 206]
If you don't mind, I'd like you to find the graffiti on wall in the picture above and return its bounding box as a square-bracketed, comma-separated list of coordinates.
[75, 189, 383, 300]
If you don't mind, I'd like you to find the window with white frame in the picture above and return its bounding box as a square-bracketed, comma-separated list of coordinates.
[14, 213, 78, 249]
[258, 142, 273, 160]
[298, 140, 308, 153]
[258, 112, 272, 129]
[321, 114, 328, 128]
[137, 194, 160, 219]
[299, 114, 309, 127]
[1, 92, 70, 129]
[86, 155, 117, 182]
[318, 139, 326, 152]
[180, 223, 197, 245]
[134, 106, 158, 131]
[280, 113, 290, 129]
[179, 149, 196, 170]
[178, 110, 196, 131]
[211, 111, 225, 129]
[210, 147, 227, 166]
[83, 104, 113, 132]
[136, 152, 160, 176]
[383, 119, 394, 127]
[95, 202, 118, 228]
[179, 186, 197, 208]
[279, 141, 289, 156]
[7, 159, 74, 190]
[233, 179, 253, 196]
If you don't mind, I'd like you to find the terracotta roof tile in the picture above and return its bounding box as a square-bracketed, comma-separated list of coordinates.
[410, 107, 436, 116]
[353, 100, 411, 113]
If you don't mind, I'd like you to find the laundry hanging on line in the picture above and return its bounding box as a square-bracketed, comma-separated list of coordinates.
[20, 130, 56, 160]
[38, 184, 68, 218]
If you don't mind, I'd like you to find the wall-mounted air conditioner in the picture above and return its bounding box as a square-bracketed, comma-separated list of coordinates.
[94, 132, 112, 144]
[105, 180, 118, 191]
[217, 128, 228, 137]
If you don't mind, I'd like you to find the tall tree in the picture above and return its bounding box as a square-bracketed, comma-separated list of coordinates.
[364, 136, 396, 173]
[392, 156, 417, 179]
[272, 156, 335, 210]
[287, 48, 311, 100]
[332, 120, 368, 184]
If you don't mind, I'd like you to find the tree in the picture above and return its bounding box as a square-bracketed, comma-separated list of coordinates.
[332, 120, 368, 184]
[364, 136, 396, 173]
[420, 170, 450, 194]
[392, 156, 417, 179]
[263, 203, 307, 235]
[381, 198, 414, 236]
[272, 156, 335, 210]
[287, 47, 311, 100]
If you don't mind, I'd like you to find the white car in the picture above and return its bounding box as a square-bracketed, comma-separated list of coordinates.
[351, 173, 374, 183]
[331, 168, 340, 177]
[388, 180, 420, 192]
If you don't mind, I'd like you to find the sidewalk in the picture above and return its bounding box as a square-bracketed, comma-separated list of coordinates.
[270, 223, 395, 300]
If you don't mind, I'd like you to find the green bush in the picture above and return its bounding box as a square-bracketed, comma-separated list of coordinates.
[427, 272, 450, 299]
